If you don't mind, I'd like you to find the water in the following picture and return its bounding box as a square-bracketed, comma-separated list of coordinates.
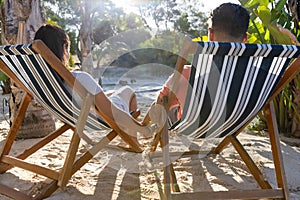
[95, 66, 172, 109]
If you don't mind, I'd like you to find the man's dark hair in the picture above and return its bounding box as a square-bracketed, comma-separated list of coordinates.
[211, 3, 250, 39]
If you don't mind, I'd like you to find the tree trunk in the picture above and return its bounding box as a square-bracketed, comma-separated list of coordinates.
[79, 0, 94, 73]
[0, 0, 55, 139]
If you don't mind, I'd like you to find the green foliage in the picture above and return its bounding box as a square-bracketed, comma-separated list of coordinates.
[93, 20, 115, 45]
[93, 13, 144, 45]
[68, 53, 75, 68]
[240, 0, 300, 135]
[244, 0, 296, 44]
[42, 0, 208, 70]
[67, 30, 77, 55]
[43, 0, 80, 55]
[140, 30, 183, 51]
[138, 0, 208, 38]
[0, 71, 8, 81]
[140, 0, 181, 30]
[93, 29, 152, 67]
[174, 11, 208, 38]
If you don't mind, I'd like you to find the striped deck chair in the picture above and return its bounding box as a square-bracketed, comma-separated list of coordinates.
[151, 40, 300, 200]
[0, 40, 143, 199]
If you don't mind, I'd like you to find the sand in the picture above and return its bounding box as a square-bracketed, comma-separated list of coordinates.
[0, 73, 300, 199]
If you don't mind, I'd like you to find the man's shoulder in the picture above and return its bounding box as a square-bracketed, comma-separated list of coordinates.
[182, 65, 191, 78]
[183, 65, 192, 72]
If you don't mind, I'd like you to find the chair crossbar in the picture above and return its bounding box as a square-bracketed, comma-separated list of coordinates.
[171, 189, 284, 200]
[1, 155, 60, 180]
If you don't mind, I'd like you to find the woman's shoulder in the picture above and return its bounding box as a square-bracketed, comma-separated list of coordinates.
[70, 70, 91, 77]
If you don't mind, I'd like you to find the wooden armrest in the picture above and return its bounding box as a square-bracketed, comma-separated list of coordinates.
[131, 109, 141, 119]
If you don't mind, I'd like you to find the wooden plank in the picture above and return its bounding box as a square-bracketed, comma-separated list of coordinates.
[33, 180, 58, 200]
[213, 55, 300, 155]
[57, 132, 81, 187]
[149, 150, 210, 158]
[170, 163, 180, 192]
[148, 39, 196, 154]
[131, 109, 141, 119]
[32, 40, 88, 100]
[0, 183, 31, 200]
[166, 38, 197, 110]
[229, 135, 272, 189]
[0, 93, 32, 157]
[110, 126, 143, 153]
[1, 155, 59, 180]
[171, 189, 284, 200]
[0, 59, 33, 96]
[84, 131, 117, 158]
[266, 102, 289, 199]
[35, 131, 118, 199]
[18, 124, 71, 160]
[162, 96, 171, 200]
[268, 56, 300, 102]
[150, 130, 162, 152]
[58, 93, 94, 187]
[0, 124, 70, 173]
[212, 135, 232, 154]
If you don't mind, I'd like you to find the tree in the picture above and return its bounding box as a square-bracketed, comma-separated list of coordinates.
[79, 0, 93, 72]
[0, 0, 55, 138]
[42, 0, 145, 72]
[174, 10, 208, 38]
[137, 0, 207, 36]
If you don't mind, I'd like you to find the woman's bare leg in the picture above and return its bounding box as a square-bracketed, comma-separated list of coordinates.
[129, 93, 137, 112]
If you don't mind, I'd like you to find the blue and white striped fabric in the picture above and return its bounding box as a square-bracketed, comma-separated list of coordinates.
[173, 42, 300, 138]
[0, 44, 110, 135]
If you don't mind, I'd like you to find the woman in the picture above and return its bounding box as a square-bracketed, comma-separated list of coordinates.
[34, 24, 161, 141]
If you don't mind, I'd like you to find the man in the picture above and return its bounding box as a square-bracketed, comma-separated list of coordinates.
[154, 3, 250, 123]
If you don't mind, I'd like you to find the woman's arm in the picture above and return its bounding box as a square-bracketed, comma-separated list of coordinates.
[94, 91, 156, 138]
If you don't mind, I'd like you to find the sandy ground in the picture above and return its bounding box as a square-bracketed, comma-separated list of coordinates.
[0, 73, 300, 199]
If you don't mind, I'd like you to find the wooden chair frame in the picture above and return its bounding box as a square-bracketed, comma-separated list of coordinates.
[150, 39, 300, 200]
[0, 40, 143, 199]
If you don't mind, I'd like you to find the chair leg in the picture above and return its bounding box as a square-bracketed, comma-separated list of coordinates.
[170, 163, 180, 192]
[0, 124, 70, 174]
[211, 135, 232, 154]
[0, 93, 31, 172]
[35, 131, 118, 199]
[158, 96, 170, 200]
[155, 133, 180, 194]
[58, 93, 94, 188]
[265, 101, 289, 200]
[150, 130, 162, 152]
[162, 121, 171, 200]
[228, 135, 272, 189]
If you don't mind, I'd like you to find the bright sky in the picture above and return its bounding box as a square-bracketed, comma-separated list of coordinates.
[111, 0, 241, 30]
[200, 0, 240, 11]
[112, 0, 241, 14]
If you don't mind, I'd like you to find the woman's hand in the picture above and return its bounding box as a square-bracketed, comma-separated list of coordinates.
[143, 103, 167, 137]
